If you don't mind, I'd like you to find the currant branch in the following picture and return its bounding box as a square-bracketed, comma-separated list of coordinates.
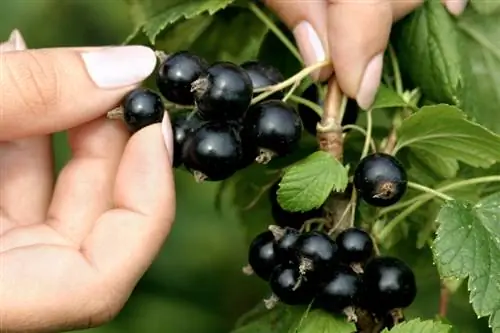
[317, 78, 344, 161]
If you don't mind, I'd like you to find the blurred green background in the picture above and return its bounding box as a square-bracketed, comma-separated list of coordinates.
[0, 1, 490, 332]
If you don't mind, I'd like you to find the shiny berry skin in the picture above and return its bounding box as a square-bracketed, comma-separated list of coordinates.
[182, 122, 244, 181]
[248, 231, 278, 281]
[269, 181, 323, 229]
[193, 62, 253, 121]
[315, 265, 362, 313]
[362, 256, 417, 313]
[298, 84, 359, 135]
[353, 153, 408, 207]
[294, 231, 338, 273]
[269, 264, 316, 305]
[241, 61, 284, 100]
[122, 88, 164, 133]
[273, 227, 300, 262]
[336, 228, 374, 264]
[156, 51, 208, 105]
[171, 110, 205, 168]
[243, 100, 302, 157]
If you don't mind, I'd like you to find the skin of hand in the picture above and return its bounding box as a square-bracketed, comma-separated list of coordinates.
[0, 30, 176, 332]
[263, 0, 468, 110]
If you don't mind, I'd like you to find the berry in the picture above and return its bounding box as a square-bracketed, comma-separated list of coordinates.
[315, 265, 362, 313]
[248, 231, 278, 281]
[362, 256, 417, 313]
[294, 231, 338, 276]
[269, 264, 316, 305]
[122, 88, 164, 133]
[269, 181, 323, 229]
[171, 110, 205, 168]
[241, 61, 284, 100]
[353, 153, 408, 207]
[182, 122, 244, 182]
[192, 62, 253, 120]
[273, 227, 300, 262]
[298, 84, 359, 135]
[156, 51, 208, 105]
[336, 228, 374, 264]
[243, 100, 302, 163]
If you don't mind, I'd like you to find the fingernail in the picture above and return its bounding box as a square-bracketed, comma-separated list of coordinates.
[445, 0, 468, 15]
[356, 53, 384, 110]
[293, 21, 326, 78]
[9, 29, 27, 51]
[81, 45, 157, 89]
[161, 111, 174, 166]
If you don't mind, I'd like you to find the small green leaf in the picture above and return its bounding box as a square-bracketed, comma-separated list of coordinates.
[295, 309, 355, 333]
[371, 84, 410, 110]
[382, 318, 451, 333]
[277, 151, 349, 212]
[433, 192, 500, 332]
[469, 0, 500, 15]
[394, 104, 500, 169]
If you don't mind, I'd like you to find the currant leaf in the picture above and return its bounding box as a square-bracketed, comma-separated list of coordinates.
[371, 84, 411, 110]
[381, 318, 451, 333]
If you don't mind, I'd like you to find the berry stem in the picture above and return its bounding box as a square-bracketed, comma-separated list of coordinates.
[251, 60, 330, 104]
[288, 94, 323, 116]
[154, 50, 168, 64]
[282, 79, 300, 102]
[388, 44, 403, 95]
[439, 282, 450, 318]
[407, 182, 453, 201]
[360, 110, 373, 159]
[106, 106, 124, 120]
[342, 125, 377, 152]
[248, 2, 303, 63]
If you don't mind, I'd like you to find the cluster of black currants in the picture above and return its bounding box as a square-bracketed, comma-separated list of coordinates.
[117, 51, 308, 182]
[246, 226, 417, 328]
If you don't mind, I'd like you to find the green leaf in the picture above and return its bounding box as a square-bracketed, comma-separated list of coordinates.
[433, 192, 500, 332]
[277, 151, 349, 213]
[394, 104, 500, 169]
[294, 310, 355, 333]
[391, 0, 462, 105]
[470, 0, 500, 15]
[371, 84, 411, 110]
[382, 318, 451, 333]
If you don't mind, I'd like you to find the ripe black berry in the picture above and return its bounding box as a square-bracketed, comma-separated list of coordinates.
[269, 181, 323, 229]
[272, 227, 300, 262]
[122, 88, 164, 133]
[298, 84, 359, 135]
[315, 265, 362, 313]
[247, 231, 278, 281]
[362, 256, 417, 313]
[156, 51, 208, 105]
[241, 61, 284, 100]
[294, 231, 338, 276]
[171, 110, 204, 168]
[192, 62, 253, 120]
[353, 153, 408, 207]
[269, 264, 316, 305]
[336, 228, 374, 264]
[243, 100, 302, 163]
[182, 122, 244, 182]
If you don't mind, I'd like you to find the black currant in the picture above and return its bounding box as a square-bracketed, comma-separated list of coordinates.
[247, 231, 278, 281]
[192, 62, 253, 121]
[121, 88, 164, 133]
[336, 227, 374, 264]
[298, 84, 359, 135]
[362, 256, 417, 313]
[269, 181, 323, 229]
[156, 51, 208, 105]
[170, 110, 205, 168]
[272, 227, 300, 263]
[353, 153, 408, 207]
[243, 100, 302, 163]
[315, 265, 362, 313]
[241, 61, 284, 100]
[182, 122, 244, 182]
[294, 231, 338, 277]
[269, 264, 316, 305]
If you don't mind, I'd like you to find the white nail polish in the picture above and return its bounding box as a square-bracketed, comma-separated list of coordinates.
[293, 21, 326, 66]
[356, 53, 384, 110]
[81, 46, 157, 89]
[445, 0, 468, 16]
[9, 29, 27, 51]
[161, 111, 174, 166]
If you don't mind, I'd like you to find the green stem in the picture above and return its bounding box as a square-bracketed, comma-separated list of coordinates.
[288, 95, 323, 116]
[360, 110, 373, 159]
[248, 2, 302, 63]
[342, 125, 377, 153]
[388, 44, 403, 95]
[338, 94, 348, 124]
[378, 199, 426, 242]
[407, 182, 453, 201]
[283, 79, 300, 102]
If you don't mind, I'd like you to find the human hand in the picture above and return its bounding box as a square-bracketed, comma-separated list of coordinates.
[263, 0, 467, 109]
[0, 30, 176, 332]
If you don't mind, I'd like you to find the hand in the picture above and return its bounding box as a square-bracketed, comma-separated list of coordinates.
[263, 0, 467, 109]
[0, 30, 176, 332]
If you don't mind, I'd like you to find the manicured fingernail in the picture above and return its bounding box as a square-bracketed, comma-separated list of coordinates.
[161, 111, 174, 165]
[81, 46, 157, 89]
[445, 0, 468, 15]
[9, 29, 27, 50]
[356, 53, 384, 110]
[293, 21, 326, 79]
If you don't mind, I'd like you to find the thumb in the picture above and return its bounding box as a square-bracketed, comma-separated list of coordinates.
[0, 45, 157, 140]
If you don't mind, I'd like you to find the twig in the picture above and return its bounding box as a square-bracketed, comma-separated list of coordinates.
[439, 283, 450, 318]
